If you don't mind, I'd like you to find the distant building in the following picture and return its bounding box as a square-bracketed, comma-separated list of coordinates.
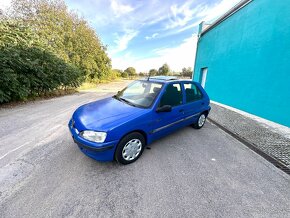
[193, 0, 290, 127]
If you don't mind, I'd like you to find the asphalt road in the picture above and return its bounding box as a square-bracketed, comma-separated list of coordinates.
[0, 80, 290, 218]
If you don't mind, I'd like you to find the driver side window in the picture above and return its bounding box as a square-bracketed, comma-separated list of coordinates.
[159, 83, 183, 107]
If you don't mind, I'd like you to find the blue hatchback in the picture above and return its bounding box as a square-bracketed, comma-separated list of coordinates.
[69, 76, 211, 164]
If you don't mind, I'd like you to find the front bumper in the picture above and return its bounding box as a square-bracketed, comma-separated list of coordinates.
[68, 119, 118, 162]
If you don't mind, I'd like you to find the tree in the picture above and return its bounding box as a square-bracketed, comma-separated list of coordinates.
[124, 67, 137, 78]
[0, 0, 114, 103]
[139, 72, 148, 77]
[149, 69, 158, 76]
[10, 0, 112, 82]
[158, 63, 170, 76]
[109, 69, 122, 80]
[121, 71, 128, 78]
[181, 67, 193, 78]
[112, 69, 122, 76]
[0, 20, 82, 103]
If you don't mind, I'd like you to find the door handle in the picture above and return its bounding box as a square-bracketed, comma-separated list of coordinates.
[201, 102, 205, 105]
[179, 109, 184, 113]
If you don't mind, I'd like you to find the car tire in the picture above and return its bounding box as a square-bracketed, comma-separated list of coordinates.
[115, 132, 145, 165]
[192, 113, 207, 129]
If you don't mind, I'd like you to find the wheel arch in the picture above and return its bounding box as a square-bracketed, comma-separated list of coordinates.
[113, 129, 148, 162]
[127, 130, 147, 145]
[203, 110, 210, 117]
[116, 129, 148, 147]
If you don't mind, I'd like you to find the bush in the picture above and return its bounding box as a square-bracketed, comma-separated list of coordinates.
[0, 46, 83, 103]
[0, 0, 114, 103]
[121, 71, 129, 78]
[124, 67, 137, 78]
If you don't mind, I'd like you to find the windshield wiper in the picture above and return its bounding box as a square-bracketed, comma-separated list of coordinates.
[113, 95, 137, 107]
[119, 97, 137, 107]
[113, 95, 120, 100]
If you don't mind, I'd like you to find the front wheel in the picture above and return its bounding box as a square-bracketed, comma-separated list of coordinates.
[115, 132, 145, 165]
[192, 113, 207, 129]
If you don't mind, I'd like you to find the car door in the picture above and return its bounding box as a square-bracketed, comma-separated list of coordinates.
[151, 82, 186, 140]
[182, 82, 204, 123]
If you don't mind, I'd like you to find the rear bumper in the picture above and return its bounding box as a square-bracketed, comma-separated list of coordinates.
[68, 119, 118, 162]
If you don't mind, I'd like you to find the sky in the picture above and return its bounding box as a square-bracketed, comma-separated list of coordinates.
[0, 0, 241, 72]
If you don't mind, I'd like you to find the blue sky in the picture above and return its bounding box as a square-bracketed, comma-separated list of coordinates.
[0, 0, 241, 72]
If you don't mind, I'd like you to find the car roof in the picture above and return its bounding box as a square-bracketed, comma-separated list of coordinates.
[149, 76, 178, 81]
[139, 76, 193, 84]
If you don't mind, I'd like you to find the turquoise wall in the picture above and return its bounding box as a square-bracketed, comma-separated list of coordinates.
[193, 0, 290, 127]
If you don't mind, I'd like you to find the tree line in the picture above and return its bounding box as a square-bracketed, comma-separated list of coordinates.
[0, 0, 112, 103]
[114, 64, 193, 78]
[0, 0, 193, 103]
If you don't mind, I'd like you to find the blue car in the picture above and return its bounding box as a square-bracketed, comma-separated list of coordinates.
[69, 76, 211, 164]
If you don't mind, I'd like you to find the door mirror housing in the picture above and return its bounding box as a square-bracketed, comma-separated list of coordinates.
[156, 105, 172, 113]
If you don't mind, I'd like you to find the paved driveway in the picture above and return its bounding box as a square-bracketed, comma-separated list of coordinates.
[0, 80, 289, 218]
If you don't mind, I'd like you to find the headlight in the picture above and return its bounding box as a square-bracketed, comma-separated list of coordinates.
[80, 131, 107, 143]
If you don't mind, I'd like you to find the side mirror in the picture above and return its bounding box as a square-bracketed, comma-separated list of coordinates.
[156, 105, 172, 113]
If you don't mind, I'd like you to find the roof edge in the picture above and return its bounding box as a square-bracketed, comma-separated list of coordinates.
[200, 0, 253, 36]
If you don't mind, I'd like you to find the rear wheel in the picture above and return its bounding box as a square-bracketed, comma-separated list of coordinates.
[115, 132, 145, 165]
[192, 113, 207, 129]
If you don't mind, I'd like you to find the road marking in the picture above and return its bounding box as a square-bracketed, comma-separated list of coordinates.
[0, 142, 30, 160]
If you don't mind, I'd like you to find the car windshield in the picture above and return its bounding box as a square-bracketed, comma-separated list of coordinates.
[114, 81, 163, 108]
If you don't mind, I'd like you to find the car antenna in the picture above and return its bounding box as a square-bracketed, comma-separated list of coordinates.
[147, 72, 151, 81]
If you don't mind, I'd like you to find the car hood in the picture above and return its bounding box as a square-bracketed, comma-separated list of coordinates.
[72, 97, 145, 131]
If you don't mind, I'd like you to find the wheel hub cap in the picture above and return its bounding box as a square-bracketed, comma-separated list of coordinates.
[122, 139, 142, 161]
[198, 114, 206, 127]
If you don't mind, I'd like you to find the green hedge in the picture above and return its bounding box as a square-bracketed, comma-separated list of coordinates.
[0, 46, 83, 102]
[0, 20, 83, 103]
[0, 0, 113, 103]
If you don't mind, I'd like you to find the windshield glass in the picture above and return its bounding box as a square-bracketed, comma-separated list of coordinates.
[114, 81, 163, 108]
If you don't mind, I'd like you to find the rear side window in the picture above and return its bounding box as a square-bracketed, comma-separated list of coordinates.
[183, 83, 203, 103]
[160, 83, 183, 107]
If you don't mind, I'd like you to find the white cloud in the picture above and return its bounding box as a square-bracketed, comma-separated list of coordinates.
[0, 0, 11, 11]
[197, 0, 241, 23]
[111, 29, 138, 54]
[160, 0, 241, 36]
[112, 35, 198, 72]
[145, 33, 159, 40]
[110, 0, 135, 17]
[57, 0, 243, 74]
[166, 1, 199, 30]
